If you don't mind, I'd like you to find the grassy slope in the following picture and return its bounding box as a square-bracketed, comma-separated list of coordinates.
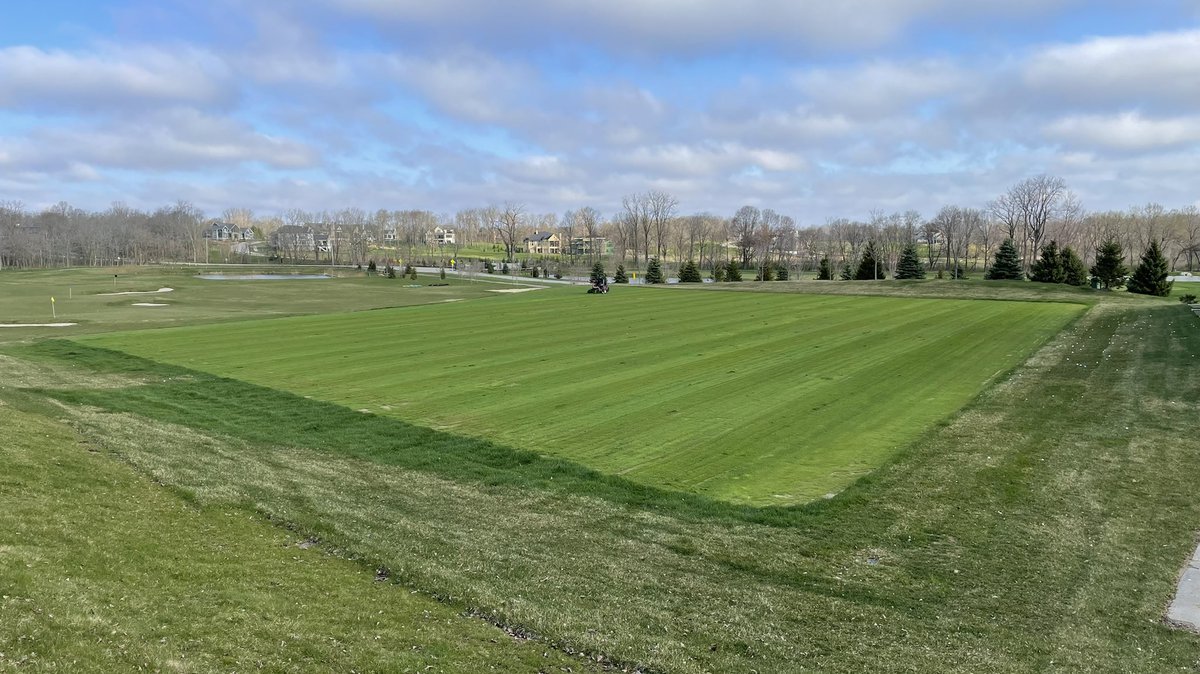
[0, 400, 603, 673]
[79, 289, 1081, 504]
[9, 300, 1200, 672]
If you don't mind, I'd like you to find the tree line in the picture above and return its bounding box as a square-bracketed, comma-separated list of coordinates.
[2, 177, 1198, 277]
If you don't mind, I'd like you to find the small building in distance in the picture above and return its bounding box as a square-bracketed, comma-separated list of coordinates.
[524, 231, 560, 255]
[569, 237, 612, 257]
[425, 226, 455, 247]
[271, 224, 316, 250]
[204, 222, 255, 241]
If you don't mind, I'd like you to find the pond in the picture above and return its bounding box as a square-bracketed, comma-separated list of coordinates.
[196, 274, 331, 280]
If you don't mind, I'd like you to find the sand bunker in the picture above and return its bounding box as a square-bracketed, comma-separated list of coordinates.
[486, 287, 545, 293]
[0, 323, 77, 328]
[99, 287, 174, 296]
[131, 303, 169, 307]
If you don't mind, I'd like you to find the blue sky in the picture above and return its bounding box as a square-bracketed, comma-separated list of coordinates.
[2, 0, 1199, 222]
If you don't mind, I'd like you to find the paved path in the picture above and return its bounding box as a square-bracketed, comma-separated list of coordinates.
[1169, 543, 1200, 629]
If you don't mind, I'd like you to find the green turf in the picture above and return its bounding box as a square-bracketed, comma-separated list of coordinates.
[7, 298, 1200, 673]
[80, 288, 1083, 503]
[0, 398, 602, 672]
[0, 265, 517, 343]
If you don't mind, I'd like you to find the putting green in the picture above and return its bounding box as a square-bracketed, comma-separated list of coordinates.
[82, 288, 1083, 504]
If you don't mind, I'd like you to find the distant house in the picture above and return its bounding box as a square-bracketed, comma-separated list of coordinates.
[425, 226, 455, 247]
[569, 237, 612, 256]
[271, 224, 316, 250]
[204, 222, 255, 241]
[314, 230, 331, 253]
[524, 231, 560, 255]
[382, 226, 398, 243]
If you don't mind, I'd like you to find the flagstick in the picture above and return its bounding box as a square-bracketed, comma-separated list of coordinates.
[51, 297, 56, 319]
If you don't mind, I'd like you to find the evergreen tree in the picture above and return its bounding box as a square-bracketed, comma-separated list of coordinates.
[854, 241, 883, 280]
[613, 264, 628, 283]
[755, 263, 775, 282]
[645, 256, 665, 284]
[409, 266, 418, 280]
[484, 259, 495, 274]
[1090, 239, 1128, 289]
[1030, 240, 1066, 283]
[839, 261, 853, 280]
[678, 259, 702, 283]
[439, 265, 446, 280]
[501, 262, 510, 275]
[384, 264, 396, 279]
[712, 264, 726, 282]
[986, 239, 1024, 280]
[590, 260, 607, 285]
[1127, 240, 1174, 296]
[725, 259, 743, 282]
[1061, 246, 1088, 286]
[403, 262, 415, 277]
[817, 256, 833, 280]
[774, 264, 789, 281]
[367, 259, 377, 273]
[893, 242, 925, 279]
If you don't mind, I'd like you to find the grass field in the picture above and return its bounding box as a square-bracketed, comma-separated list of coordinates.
[0, 265, 534, 342]
[80, 288, 1082, 503]
[3, 266, 1198, 673]
[0, 401, 601, 672]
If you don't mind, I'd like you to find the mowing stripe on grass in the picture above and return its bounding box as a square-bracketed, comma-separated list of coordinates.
[79, 289, 1083, 503]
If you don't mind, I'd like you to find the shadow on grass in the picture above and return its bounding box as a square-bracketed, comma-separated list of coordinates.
[16, 339, 869, 529]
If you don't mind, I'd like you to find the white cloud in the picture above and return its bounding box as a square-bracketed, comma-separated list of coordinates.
[381, 51, 540, 125]
[1044, 111, 1200, 151]
[314, 0, 1072, 51]
[0, 109, 316, 173]
[618, 142, 807, 178]
[0, 45, 234, 110]
[1023, 30, 1200, 109]
[794, 59, 971, 118]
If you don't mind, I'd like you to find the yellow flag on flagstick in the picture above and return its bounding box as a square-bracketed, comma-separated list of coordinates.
[51, 297, 55, 303]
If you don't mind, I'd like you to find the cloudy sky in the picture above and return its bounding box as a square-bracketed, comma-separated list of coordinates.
[2, 1, 1198, 222]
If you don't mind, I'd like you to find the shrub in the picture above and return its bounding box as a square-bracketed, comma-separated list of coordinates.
[678, 259, 702, 283]
[613, 264, 628, 283]
[590, 261, 607, 285]
[645, 257, 665, 284]
[712, 264, 726, 283]
[854, 241, 883, 280]
[774, 264, 789, 281]
[986, 239, 1023, 280]
[755, 264, 775, 282]
[1090, 239, 1128, 290]
[725, 260, 743, 282]
[1179, 294, 1197, 304]
[1061, 246, 1088, 286]
[817, 256, 833, 280]
[1030, 241, 1066, 284]
[894, 243, 925, 280]
[1127, 240, 1173, 297]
